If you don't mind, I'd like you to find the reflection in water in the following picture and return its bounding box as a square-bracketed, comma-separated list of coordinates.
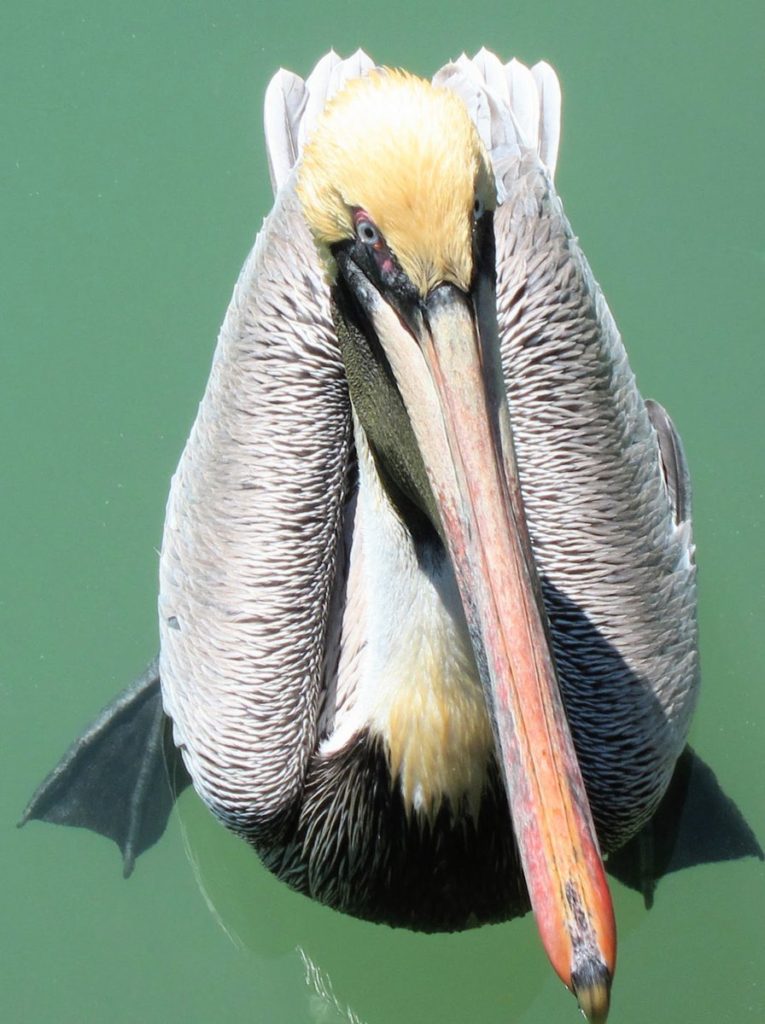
[174, 740, 762, 1024]
[300, 949, 367, 1024]
[176, 791, 547, 1024]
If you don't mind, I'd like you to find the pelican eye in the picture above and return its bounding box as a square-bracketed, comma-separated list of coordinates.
[473, 196, 485, 221]
[343, 207, 404, 292]
[356, 219, 380, 246]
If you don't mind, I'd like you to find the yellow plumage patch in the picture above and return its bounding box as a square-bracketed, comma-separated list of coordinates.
[383, 643, 494, 821]
[297, 70, 496, 295]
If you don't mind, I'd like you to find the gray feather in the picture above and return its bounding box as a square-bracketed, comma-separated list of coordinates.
[493, 152, 697, 846]
[645, 398, 692, 528]
[264, 69, 307, 195]
[158, 176, 351, 844]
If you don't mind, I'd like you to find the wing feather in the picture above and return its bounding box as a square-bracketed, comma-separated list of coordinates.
[264, 70, 307, 194]
[264, 50, 376, 197]
[645, 398, 693, 530]
[530, 61, 561, 178]
[434, 50, 559, 197]
[159, 175, 351, 844]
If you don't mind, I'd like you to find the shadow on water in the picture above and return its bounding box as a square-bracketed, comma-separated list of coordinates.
[606, 745, 763, 906]
[539, 583, 763, 899]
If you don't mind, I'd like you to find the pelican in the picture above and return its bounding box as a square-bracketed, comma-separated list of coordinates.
[23, 50, 702, 1023]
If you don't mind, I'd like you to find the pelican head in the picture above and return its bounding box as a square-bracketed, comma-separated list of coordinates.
[298, 70, 496, 294]
[298, 72, 615, 1023]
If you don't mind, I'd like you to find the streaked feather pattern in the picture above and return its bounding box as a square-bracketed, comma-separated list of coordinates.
[159, 181, 351, 843]
[489, 154, 697, 845]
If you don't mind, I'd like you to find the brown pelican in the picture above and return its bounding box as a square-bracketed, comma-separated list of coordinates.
[23, 50, 703, 1023]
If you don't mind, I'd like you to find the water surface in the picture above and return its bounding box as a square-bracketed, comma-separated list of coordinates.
[4, 2, 764, 1022]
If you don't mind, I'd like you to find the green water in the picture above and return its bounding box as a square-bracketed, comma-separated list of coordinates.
[4, 2, 764, 1022]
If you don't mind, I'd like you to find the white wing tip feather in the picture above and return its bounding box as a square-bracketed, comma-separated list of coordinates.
[263, 69, 307, 194]
[263, 49, 376, 195]
[434, 50, 562, 182]
[262, 48, 562, 195]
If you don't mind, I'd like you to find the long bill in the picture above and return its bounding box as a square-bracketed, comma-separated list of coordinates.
[363, 277, 616, 1023]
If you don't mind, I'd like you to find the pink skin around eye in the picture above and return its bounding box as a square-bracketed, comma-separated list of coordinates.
[352, 207, 371, 231]
[377, 251, 396, 276]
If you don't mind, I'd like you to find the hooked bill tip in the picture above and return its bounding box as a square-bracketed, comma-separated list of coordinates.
[571, 960, 612, 1024]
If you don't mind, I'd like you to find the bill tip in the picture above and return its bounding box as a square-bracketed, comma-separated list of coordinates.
[572, 960, 612, 1024]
